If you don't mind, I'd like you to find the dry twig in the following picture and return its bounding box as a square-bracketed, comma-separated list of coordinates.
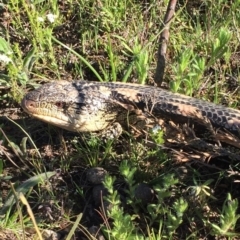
[154, 0, 177, 86]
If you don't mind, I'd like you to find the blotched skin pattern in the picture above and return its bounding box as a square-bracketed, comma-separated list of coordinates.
[21, 80, 240, 135]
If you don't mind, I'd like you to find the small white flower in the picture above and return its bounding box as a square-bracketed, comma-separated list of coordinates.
[37, 16, 44, 22]
[46, 13, 57, 23]
[0, 54, 12, 64]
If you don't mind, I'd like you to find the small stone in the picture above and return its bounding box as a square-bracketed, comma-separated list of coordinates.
[92, 184, 109, 206]
[41, 229, 61, 240]
[102, 200, 113, 213]
[88, 226, 105, 240]
[134, 183, 154, 205]
[86, 167, 107, 185]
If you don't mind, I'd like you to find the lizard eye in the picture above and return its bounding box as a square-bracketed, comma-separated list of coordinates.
[55, 102, 63, 108]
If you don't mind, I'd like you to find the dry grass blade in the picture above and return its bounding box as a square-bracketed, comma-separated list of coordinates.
[19, 193, 43, 240]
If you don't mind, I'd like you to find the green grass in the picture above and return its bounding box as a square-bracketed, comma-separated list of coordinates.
[1, 0, 240, 239]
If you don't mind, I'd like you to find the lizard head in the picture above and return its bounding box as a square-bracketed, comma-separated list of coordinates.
[21, 80, 115, 132]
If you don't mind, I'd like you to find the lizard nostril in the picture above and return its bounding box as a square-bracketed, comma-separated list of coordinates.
[21, 98, 36, 111]
[26, 100, 35, 108]
[29, 102, 34, 108]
